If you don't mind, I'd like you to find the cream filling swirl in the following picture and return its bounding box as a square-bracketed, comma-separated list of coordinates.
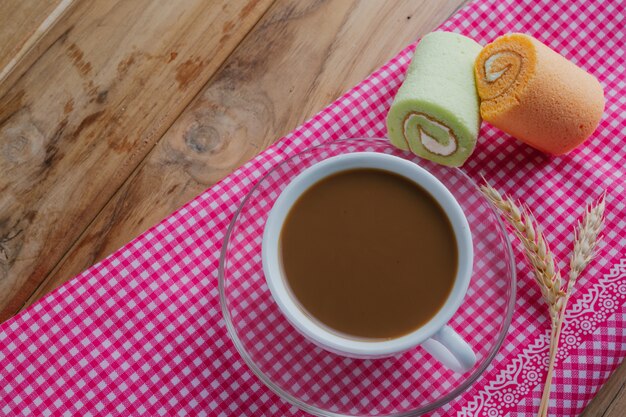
[484, 53, 509, 81]
[481, 50, 523, 100]
[403, 113, 457, 156]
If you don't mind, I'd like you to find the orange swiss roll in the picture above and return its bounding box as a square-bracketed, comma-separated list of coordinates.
[474, 34, 604, 155]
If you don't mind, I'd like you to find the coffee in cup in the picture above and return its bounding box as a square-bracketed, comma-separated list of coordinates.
[281, 168, 457, 339]
[263, 153, 476, 372]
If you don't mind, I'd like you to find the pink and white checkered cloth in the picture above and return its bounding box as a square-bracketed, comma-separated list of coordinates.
[1, 0, 625, 416]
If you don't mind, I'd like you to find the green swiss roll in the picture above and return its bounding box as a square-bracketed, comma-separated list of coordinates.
[387, 31, 482, 167]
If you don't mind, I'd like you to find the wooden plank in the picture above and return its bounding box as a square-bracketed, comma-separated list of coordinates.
[581, 360, 626, 417]
[0, 0, 79, 98]
[0, 0, 275, 321]
[25, 0, 468, 308]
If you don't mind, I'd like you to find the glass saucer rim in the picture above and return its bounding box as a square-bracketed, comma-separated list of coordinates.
[218, 138, 517, 417]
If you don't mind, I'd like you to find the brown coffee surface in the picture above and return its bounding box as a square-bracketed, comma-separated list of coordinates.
[280, 168, 458, 339]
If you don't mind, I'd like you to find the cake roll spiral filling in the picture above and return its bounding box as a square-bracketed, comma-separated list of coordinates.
[403, 113, 457, 156]
[480, 50, 524, 100]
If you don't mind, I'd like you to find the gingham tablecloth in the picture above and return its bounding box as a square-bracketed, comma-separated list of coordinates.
[1, 0, 625, 416]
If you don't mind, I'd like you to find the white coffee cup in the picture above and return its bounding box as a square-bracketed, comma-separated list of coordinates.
[262, 152, 476, 373]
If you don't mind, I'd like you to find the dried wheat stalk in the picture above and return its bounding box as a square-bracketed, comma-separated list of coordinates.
[480, 183, 605, 417]
[537, 193, 606, 417]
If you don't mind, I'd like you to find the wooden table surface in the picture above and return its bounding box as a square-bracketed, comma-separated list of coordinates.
[0, 1, 623, 415]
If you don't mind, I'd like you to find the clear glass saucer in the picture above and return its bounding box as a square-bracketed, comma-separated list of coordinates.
[219, 139, 516, 416]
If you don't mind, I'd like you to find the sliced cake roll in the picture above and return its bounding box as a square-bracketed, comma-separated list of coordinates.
[387, 31, 482, 167]
[474, 33, 605, 155]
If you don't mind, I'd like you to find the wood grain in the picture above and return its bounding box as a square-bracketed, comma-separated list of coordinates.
[0, 0, 274, 321]
[580, 360, 626, 417]
[0, 0, 59, 68]
[26, 0, 468, 305]
[0, 0, 78, 97]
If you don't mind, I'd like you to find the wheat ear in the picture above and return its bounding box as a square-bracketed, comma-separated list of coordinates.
[479, 184, 564, 319]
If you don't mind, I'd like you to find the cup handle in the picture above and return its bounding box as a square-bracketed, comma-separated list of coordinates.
[421, 325, 476, 373]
